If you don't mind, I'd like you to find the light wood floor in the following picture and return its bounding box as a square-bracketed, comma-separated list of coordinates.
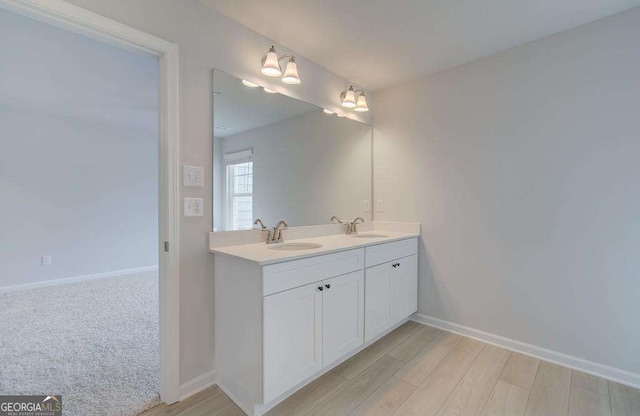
[141, 321, 640, 416]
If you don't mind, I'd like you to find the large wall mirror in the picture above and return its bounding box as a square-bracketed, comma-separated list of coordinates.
[212, 69, 372, 231]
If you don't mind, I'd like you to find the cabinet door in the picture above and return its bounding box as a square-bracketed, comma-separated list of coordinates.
[322, 270, 364, 366]
[263, 282, 323, 403]
[364, 261, 394, 342]
[392, 254, 418, 321]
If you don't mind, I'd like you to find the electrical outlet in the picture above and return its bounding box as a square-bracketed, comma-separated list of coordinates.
[183, 165, 204, 187]
[363, 200, 370, 212]
[42, 255, 52, 266]
[184, 198, 204, 217]
[376, 200, 383, 213]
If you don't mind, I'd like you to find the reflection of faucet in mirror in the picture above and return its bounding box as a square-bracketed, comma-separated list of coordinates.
[268, 220, 289, 244]
[346, 217, 365, 235]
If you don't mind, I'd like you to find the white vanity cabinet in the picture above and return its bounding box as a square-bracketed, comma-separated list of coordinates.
[213, 236, 417, 416]
[263, 269, 364, 403]
[364, 239, 418, 342]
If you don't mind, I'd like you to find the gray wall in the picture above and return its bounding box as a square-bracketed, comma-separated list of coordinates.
[217, 110, 372, 230]
[0, 9, 158, 288]
[54, 0, 369, 385]
[374, 7, 640, 375]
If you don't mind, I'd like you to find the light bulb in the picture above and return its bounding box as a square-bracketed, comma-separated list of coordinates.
[261, 46, 282, 77]
[354, 92, 369, 112]
[263, 87, 278, 94]
[282, 57, 301, 84]
[242, 80, 259, 88]
[323, 109, 334, 115]
[341, 86, 356, 108]
[336, 114, 345, 118]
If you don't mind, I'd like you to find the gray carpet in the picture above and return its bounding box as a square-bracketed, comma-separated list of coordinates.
[0, 270, 161, 416]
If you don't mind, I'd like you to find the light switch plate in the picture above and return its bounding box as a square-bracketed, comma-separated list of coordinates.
[184, 198, 204, 217]
[183, 165, 204, 187]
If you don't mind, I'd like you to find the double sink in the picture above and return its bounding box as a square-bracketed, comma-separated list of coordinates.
[269, 233, 389, 251]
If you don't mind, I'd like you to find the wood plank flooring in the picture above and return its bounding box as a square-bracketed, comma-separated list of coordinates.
[141, 322, 640, 416]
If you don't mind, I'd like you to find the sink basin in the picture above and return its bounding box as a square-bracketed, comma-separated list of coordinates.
[350, 233, 389, 239]
[269, 242, 323, 251]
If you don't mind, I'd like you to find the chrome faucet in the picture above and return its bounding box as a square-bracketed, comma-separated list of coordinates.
[346, 217, 365, 235]
[255, 218, 275, 243]
[269, 220, 289, 244]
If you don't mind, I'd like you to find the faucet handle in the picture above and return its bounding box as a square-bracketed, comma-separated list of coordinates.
[330, 216, 343, 224]
[253, 219, 267, 230]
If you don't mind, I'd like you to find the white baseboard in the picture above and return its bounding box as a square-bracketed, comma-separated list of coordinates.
[0, 266, 159, 293]
[180, 369, 217, 401]
[411, 313, 640, 389]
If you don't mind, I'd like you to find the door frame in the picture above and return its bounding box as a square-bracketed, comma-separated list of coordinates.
[0, 0, 181, 404]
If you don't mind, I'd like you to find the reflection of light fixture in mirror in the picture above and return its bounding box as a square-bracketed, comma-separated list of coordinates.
[242, 80, 259, 88]
[323, 109, 334, 115]
[263, 87, 278, 94]
[261, 46, 302, 84]
[340, 86, 369, 112]
[354, 92, 369, 112]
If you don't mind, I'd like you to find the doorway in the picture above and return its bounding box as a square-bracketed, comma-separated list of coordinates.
[0, 0, 180, 411]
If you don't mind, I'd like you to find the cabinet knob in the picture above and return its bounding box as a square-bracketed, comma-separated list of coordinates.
[318, 286, 323, 291]
[325, 284, 331, 289]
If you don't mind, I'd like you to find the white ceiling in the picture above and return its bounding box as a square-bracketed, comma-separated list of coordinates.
[200, 0, 640, 91]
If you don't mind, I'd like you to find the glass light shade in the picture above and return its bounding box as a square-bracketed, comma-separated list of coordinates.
[281, 58, 301, 84]
[263, 87, 278, 94]
[242, 80, 259, 88]
[261, 47, 282, 77]
[354, 93, 369, 112]
[323, 109, 334, 115]
[341, 86, 356, 108]
[336, 114, 345, 117]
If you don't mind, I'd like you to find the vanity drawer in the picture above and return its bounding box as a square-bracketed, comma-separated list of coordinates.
[365, 238, 418, 268]
[263, 248, 365, 296]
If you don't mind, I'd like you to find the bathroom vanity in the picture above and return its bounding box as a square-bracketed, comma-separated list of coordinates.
[209, 67, 417, 415]
[210, 225, 419, 415]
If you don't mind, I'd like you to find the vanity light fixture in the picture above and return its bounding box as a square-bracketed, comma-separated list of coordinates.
[336, 114, 345, 118]
[242, 80, 259, 88]
[263, 87, 278, 94]
[323, 109, 334, 115]
[340, 86, 369, 112]
[355, 92, 369, 112]
[340, 86, 357, 108]
[261, 45, 301, 85]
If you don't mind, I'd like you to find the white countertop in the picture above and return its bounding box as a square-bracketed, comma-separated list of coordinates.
[209, 231, 419, 266]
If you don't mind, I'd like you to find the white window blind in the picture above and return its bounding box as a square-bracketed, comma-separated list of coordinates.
[224, 150, 253, 231]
